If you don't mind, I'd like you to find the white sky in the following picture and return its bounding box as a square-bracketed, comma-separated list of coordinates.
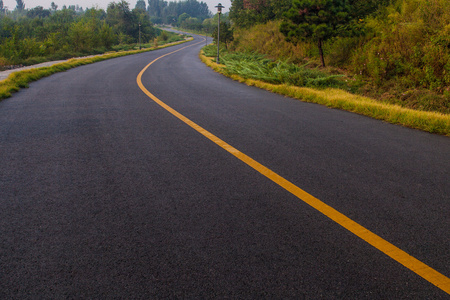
[3, 0, 231, 13]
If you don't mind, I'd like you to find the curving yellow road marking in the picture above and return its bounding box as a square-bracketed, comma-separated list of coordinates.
[136, 39, 450, 294]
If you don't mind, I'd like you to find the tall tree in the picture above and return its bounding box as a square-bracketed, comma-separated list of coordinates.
[15, 0, 25, 11]
[135, 0, 146, 11]
[107, 0, 134, 35]
[147, 0, 163, 17]
[0, 0, 6, 14]
[280, 0, 352, 67]
[213, 21, 233, 48]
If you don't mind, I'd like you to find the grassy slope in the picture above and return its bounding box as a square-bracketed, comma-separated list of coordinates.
[231, 20, 450, 115]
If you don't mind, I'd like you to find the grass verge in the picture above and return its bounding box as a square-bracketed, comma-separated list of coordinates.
[0, 37, 193, 101]
[200, 50, 450, 136]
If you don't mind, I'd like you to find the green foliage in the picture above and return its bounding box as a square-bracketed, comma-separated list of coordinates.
[212, 22, 233, 48]
[349, 0, 450, 92]
[204, 45, 344, 89]
[0, 3, 158, 65]
[69, 20, 93, 52]
[148, 0, 211, 25]
[178, 12, 190, 24]
[158, 30, 169, 41]
[26, 6, 51, 18]
[15, 0, 25, 11]
[348, 0, 392, 19]
[0, 0, 6, 14]
[230, 0, 291, 28]
[280, 0, 354, 67]
[135, 0, 146, 11]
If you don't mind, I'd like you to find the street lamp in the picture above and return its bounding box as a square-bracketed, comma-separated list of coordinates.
[215, 3, 224, 64]
[139, 23, 141, 50]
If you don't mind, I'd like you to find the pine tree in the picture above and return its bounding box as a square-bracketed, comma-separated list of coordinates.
[280, 0, 352, 67]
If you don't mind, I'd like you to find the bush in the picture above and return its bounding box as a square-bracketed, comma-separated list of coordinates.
[349, 0, 450, 91]
[0, 57, 9, 68]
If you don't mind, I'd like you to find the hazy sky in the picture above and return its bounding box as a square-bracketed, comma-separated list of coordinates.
[3, 0, 231, 13]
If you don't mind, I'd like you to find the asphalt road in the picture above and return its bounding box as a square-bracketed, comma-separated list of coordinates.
[0, 35, 449, 298]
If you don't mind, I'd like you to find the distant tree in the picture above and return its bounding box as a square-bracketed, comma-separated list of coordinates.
[133, 7, 155, 42]
[147, 0, 163, 18]
[15, 0, 25, 11]
[178, 12, 190, 25]
[67, 4, 83, 13]
[27, 6, 51, 18]
[69, 20, 92, 51]
[51, 2, 58, 11]
[148, 0, 210, 23]
[50, 8, 76, 25]
[0, 0, 6, 14]
[108, 1, 133, 24]
[202, 17, 215, 33]
[280, 0, 352, 67]
[135, 0, 146, 11]
[213, 21, 233, 48]
[107, 0, 133, 37]
[98, 22, 115, 47]
[178, 0, 210, 20]
[107, 0, 153, 43]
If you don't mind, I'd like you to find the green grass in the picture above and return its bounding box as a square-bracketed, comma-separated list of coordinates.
[200, 47, 450, 136]
[0, 37, 192, 100]
[204, 45, 344, 89]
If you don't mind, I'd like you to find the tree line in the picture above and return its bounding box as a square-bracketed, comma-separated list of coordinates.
[146, 0, 210, 26]
[0, 0, 215, 66]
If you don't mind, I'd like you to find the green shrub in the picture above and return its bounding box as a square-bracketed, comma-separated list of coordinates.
[350, 0, 450, 91]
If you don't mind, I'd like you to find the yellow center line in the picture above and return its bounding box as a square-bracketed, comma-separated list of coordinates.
[136, 39, 450, 294]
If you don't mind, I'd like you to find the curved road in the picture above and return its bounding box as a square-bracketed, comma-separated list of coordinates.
[0, 35, 449, 298]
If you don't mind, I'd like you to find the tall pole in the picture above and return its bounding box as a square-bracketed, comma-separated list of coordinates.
[139, 23, 141, 50]
[216, 12, 221, 64]
[215, 3, 224, 64]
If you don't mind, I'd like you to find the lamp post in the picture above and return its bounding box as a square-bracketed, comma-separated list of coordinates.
[215, 3, 224, 64]
[139, 23, 141, 50]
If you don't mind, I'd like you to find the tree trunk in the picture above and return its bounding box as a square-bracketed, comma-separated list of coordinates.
[318, 38, 325, 67]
